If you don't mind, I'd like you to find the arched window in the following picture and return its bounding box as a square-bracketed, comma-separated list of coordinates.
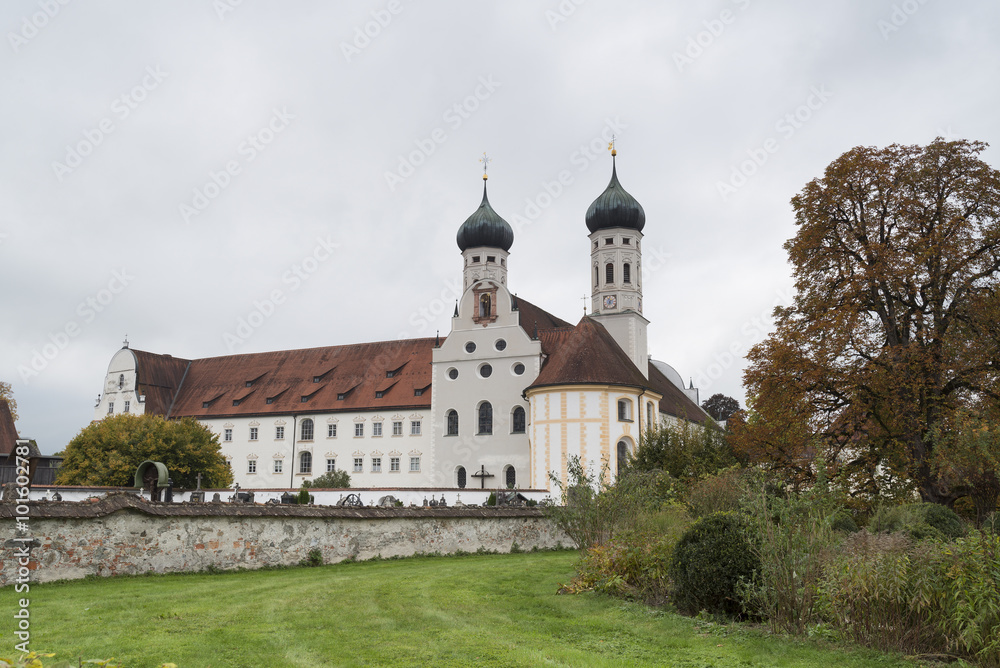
[617, 441, 630, 472]
[623, 263, 631, 284]
[479, 293, 491, 318]
[118, 374, 124, 389]
[300, 451, 312, 474]
[301, 418, 314, 441]
[594, 264, 599, 287]
[478, 401, 493, 435]
[446, 409, 459, 436]
[512, 406, 525, 434]
[505, 466, 516, 489]
[617, 399, 632, 422]
[606, 263, 614, 284]
[457, 466, 467, 489]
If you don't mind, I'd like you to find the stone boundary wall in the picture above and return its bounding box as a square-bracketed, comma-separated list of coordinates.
[0, 495, 572, 586]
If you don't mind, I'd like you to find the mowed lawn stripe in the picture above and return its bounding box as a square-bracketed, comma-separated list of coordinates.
[1, 552, 917, 667]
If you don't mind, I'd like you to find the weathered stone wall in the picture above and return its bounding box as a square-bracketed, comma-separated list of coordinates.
[0, 495, 572, 586]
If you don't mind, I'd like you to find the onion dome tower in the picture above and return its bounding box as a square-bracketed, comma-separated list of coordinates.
[457, 153, 513, 291]
[587, 143, 650, 376]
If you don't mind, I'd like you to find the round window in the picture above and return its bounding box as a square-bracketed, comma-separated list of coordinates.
[465, 342, 476, 353]
[513, 363, 525, 376]
[448, 368, 459, 380]
[480, 364, 493, 378]
[495, 339, 507, 351]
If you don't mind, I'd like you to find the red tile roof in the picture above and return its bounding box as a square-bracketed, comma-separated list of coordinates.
[527, 316, 710, 422]
[167, 338, 436, 419]
[647, 361, 712, 422]
[513, 296, 573, 337]
[529, 317, 651, 390]
[129, 349, 191, 416]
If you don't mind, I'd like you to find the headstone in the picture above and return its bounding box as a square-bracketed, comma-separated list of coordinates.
[281, 492, 297, 504]
[439, 495, 447, 507]
[211, 492, 222, 503]
[189, 491, 205, 503]
[164, 478, 174, 503]
[51, 491, 62, 502]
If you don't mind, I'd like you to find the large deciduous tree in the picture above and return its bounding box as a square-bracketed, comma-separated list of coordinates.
[736, 139, 1000, 506]
[701, 393, 741, 422]
[0, 381, 17, 422]
[57, 413, 233, 488]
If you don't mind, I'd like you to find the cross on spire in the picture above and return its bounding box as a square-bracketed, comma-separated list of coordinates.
[479, 151, 492, 180]
[608, 135, 617, 157]
[122, 334, 129, 349]
[582, 294, 588, 316]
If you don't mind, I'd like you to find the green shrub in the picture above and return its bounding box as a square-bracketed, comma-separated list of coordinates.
[820, 530, 1000, 665]
[309, 469, 351, 488]
[870, 502, 964, 540]
[487, 492, 496, 506]
[565, 505, 691, 604]
[685, 467, 743, 518]
[830, 510, 859, 533]
[669, 512, 759, 618]
[299, 549, 323, 567]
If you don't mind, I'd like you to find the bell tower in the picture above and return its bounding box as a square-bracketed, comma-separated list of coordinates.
[587, 145, 650, 377]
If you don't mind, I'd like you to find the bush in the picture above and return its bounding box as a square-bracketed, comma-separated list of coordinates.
[309, 469, 351, 488]
[669, 512, 759, 618]
[830, 510, 859, 533]
[564, 505, 691, 603]
[819, 530, 1000, 665]
[870, 502, 965, 541]
[685, 467, 744, 518]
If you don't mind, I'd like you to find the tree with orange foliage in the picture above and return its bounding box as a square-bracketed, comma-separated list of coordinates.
[735, 139, 1000, 506]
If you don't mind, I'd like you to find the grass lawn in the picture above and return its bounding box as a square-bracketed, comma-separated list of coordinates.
[1, 551, 934, 667]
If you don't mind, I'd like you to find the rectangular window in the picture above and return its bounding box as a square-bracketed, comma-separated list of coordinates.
[353, 457, 363, 472]
[123, 400, 130, 413]
[371, 457, 381, 473]
[414, 388, 423, 396]
[273, 459, 282, 474]
[486, 255, 496, 263]
[355, 423, 364, 437]
[373, 422, 383, 437]
[327, 458, 336, 473]
[410, 420, 421, 436]
[249, 427, 258, 441]
[328, 423, 337, 438]
[605, 238, 614, 245]
[107, 402, 114, 415]
[410, 457, 420, 472]
[392, 421, 403, 436]
[224, 428, 232, 442]
[247, 460, 256, 474]
[623, 238, 631, 245]
[375, 391, 385, 398]
[275, 425, 285, 439]
[390, 456, 400, 472]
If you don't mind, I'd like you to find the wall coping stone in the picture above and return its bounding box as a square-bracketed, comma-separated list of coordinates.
[1, 492, 548, 521]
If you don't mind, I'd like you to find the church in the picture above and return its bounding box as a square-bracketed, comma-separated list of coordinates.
[93, 149, 709, 491]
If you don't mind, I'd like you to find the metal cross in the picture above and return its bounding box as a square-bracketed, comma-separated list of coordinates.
[582, 294, 588, 316]
[479, 151, 492, 177]
[607, 135, 615, 153]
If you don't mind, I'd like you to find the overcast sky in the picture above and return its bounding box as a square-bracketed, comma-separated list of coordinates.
[2, 1, 998, 454]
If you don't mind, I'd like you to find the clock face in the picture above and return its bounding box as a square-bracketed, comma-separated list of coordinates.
[603, 295, 617, 309]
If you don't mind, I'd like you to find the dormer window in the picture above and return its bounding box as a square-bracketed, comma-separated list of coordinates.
[232, 400, 241, 407]
[375, 390, 385, 398]
[313, 376, 321, 383]
[202, 402, 210, 408]
[245, 381, 252, 388]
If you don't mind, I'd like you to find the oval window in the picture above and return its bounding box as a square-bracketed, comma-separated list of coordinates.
[465, 342, 476, 353]
[448, 368, 459, 380]
[480, 364, 493, 378]
[513, 363, 525, 376]
[495, 339, 507, 351]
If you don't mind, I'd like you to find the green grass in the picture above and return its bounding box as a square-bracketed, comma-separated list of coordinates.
[1, 551, 932, 667]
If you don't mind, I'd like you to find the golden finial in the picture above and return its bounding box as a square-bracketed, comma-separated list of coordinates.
[608, 135, 617, 157]
[479, 152, 492, 180]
